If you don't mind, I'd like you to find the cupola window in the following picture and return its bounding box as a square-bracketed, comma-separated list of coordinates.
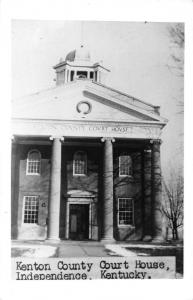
[90, 72, 94, 79]
[77, 71, 87, 79]
[70, 70, 74, 81]
[94, 71, 98, 82]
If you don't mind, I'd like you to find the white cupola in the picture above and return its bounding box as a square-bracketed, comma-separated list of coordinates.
[53, 45, 110, 85]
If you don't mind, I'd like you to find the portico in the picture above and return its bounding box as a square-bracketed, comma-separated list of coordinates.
[11, 134, 163, 242]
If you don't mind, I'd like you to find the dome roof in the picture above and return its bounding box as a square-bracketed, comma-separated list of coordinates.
[65, 50, 76, 62]
[65, 45, 91, 62]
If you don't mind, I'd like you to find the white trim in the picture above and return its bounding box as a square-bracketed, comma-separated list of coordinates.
[12, 80, 167, 123]
[85, 84, 167, 123]
[12, 117, 166, 126]
[67, 190, 95, 197]
[12, 119, 164, 140]
[73, 174, 86, 177]
[117, 197, 134, 227]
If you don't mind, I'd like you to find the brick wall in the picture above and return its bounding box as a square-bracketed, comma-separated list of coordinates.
[114, 149, 143, 241]
[13, 145, 51, 240]
[11, 143, 148, 241]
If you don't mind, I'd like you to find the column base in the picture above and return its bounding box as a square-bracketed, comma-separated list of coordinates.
[142, 235, 152, 242]
[151, 236, 165, 243]
[100, 237, 115, 244]
[46, 237, 61, 243]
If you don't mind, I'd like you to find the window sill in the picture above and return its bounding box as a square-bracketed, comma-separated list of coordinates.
[73, 174, 87, 177]
[26, 173, 41, 176]
[118, 224, 135, 228]
[22, 223, 39, 226]
[119, 175, 133, 178]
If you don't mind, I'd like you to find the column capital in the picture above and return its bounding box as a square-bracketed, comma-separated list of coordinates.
[150, 139, 162, 145]
[49, 136, 64, 142]
[101, 137, 115, 143]
[11, 135, 18, 144]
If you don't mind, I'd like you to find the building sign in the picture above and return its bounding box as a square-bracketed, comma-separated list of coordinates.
[12, 119, 162, 139]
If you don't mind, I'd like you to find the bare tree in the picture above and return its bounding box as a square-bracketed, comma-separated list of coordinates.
[167, 23, 184, 76]
[162, 170, 183, 240]
[167, 23, 184, 114]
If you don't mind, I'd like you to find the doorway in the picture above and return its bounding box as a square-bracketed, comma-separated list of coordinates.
[69, 204, 89, 240]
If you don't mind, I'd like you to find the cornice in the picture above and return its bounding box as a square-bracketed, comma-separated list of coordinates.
[12, 117, 166, 127]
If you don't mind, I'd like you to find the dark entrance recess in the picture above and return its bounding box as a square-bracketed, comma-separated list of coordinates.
[69, 204, 89, 240]
[77, 71, 87, 79]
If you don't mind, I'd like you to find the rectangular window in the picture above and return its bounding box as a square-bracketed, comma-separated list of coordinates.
[23, 196, 39, 224]
[118, 198, 134, 226]
[27, 161, 41, 174]
[119, 155, 132, 176]
[73, 151, 87, 176]
[74, 160, 86, 175]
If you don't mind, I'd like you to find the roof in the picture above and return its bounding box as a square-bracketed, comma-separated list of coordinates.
[12, 79, 167, 125]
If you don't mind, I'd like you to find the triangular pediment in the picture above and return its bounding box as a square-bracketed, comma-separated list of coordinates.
[12, 80, 166, 124]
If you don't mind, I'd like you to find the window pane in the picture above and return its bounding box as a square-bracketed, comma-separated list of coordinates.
[23, 196, 39, 224]
[119, 155, 132, 176]
[73, 151, 87, 175]
[118, 198, 133, 225]
[27, 150, 41, 174]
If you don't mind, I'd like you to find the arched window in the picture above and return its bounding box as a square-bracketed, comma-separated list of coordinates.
[73, 151, 87, 176]
[26, 150, 41, 175]
[119, 154, 132, 177]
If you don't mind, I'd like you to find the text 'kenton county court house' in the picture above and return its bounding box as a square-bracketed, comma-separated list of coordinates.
[11, 45, 167, 242]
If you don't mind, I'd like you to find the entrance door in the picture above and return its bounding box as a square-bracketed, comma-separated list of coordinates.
[69, 204, 89, 240]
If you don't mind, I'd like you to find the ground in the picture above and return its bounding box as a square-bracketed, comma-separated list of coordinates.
[11, 240, 183, 278]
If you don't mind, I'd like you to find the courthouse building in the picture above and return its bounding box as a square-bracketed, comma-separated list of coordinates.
[11, 45, 167, 242]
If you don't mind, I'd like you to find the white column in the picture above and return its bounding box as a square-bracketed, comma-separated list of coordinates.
[47, 136, 64, 240]
[101, 137, 115, 242]
[151, 139, 164, 242]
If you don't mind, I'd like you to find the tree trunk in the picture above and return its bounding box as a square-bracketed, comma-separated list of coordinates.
[172, 223, 179, 240]
[174, 227, 179, 240]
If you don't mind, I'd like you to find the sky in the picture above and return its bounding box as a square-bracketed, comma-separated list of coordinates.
[12, 20, 184, 177]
